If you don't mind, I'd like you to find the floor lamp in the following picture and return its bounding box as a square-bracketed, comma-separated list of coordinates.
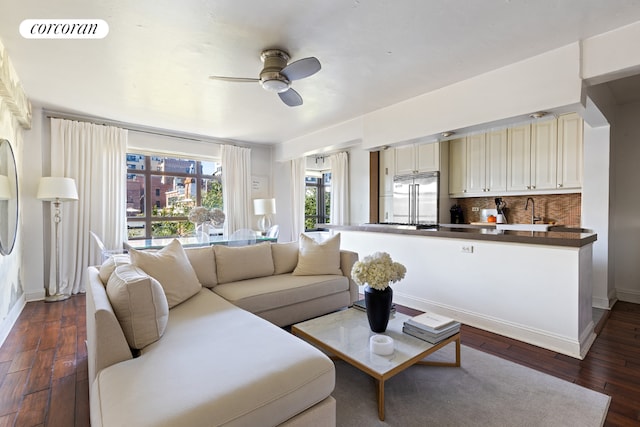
[37, 177, 78, 302]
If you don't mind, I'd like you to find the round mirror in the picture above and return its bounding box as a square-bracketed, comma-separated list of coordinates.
[0, 139, 18, 255]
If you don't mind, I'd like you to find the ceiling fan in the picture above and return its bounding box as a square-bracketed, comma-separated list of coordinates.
[209, 49, 321, 107]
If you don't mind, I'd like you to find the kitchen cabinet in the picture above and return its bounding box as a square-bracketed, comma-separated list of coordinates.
[378, 148, 395, 196]
[557, 113, 583, 189]
[506, 124, 532, 191]
[449, 113, 583, 197]
[531, 118, 558, 190]
[448, 138, 466, 195]
[466, 130, 508, 194]
[395, 142, 439, 175]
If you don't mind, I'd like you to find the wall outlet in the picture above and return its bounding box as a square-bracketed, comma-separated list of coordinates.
[472, 207, 479, 212]
[461, 245, 474, 253]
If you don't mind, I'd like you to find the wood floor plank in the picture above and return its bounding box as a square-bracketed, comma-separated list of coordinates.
[46, 374, 76, 427]
[56, 326, 77, 358]
[8, 349, 36, 374]
[0, 370, 28, 416]
[25, 349, 55, 394]
[14, 389, 49, 427]
[74, 378, 90, 427]
[0, 413, 15, 427]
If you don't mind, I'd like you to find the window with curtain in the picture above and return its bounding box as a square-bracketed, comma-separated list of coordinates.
[126, 153, 223, 239]
[305, 172, 331, 230]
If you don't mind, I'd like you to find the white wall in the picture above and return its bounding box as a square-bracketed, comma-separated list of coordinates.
[611, 101, 640, 303]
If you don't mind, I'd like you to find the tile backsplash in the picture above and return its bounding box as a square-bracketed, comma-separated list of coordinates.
[453, 193, 581, 226]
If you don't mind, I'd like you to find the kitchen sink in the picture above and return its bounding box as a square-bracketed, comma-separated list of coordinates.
[496, 223, 551, 232]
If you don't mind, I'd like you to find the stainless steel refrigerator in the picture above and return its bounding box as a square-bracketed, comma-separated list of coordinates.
[392, 172, 439, 225]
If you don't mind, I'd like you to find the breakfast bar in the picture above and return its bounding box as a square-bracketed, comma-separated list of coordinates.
[324, 224, 597, 359]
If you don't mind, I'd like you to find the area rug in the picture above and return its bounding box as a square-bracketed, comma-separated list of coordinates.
[333, 344, 610, 427]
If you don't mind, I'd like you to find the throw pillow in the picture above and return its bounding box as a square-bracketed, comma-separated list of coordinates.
[129, 239, 202, 308]
[106, 264, 169, 350]
[292, 233, 342, 276]
[271, 241, 299, 275]
[184, 246, 218, 288]
[98, 253, 131, 285]
[214, 242, 275, 284]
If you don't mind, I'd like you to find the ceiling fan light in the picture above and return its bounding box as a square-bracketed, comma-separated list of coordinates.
[262, 79, 290, 93]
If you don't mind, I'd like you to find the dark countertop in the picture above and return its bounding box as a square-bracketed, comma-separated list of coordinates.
[323, 224, 597, 248]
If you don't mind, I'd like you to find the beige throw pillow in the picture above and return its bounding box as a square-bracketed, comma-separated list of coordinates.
[214, 242, 275, 284]
[271, 241, 299, 275]
[292, 233, 342, 276]
[129, 239, 202, 308]
[184, 246, 217, 288]
[98, 253, 131, 285]
[106, 264, 169, 350]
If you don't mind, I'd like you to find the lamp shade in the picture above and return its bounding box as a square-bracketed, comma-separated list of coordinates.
[37, 177, 78, 201]
[253, 198, 276, 215]
[0, 175, 11, 200]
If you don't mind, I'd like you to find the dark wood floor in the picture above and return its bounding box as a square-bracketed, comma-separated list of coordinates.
[0, 296, 639, 426]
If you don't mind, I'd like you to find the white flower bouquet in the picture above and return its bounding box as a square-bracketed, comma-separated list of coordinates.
[350, 252, 406, 290]
[209, 208, 225, 227]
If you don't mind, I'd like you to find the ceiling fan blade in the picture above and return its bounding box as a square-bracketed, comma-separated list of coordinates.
[281, 57, 321, 81]
[278, 88, 303, 107]
[208, 76, 259, 83]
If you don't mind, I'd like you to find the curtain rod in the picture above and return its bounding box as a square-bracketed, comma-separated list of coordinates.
[42, 109, 254, 147]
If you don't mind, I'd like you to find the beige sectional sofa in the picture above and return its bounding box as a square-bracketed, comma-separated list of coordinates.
[86, 235, 359, 427]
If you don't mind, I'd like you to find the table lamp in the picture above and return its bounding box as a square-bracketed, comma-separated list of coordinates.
[253, 198, 276, 234]
[37, 177, 79, 302]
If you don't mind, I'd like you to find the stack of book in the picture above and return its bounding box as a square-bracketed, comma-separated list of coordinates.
[352, 299, 396, 314]
[402, 312, 460, 344]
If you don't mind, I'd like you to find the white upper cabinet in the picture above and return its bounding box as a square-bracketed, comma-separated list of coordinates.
[531, 118, 558, 190]
[466, 133, 487, 194]
[557, 113, 583, 189]
[507, 124, 532, 191]
[485, 129, 508, 193]
[465, 130, 508, 194]
[395, 142, 439, 175]
[448, 138, 467, 195]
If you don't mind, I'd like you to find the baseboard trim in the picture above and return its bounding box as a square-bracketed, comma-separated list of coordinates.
[0, 294, 26, 348]
[616, 287, 640, 304]
[25, 289, 46, 302]
[393, 293, 589, 359]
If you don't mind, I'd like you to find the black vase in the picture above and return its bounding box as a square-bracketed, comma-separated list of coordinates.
[364, 285, 393, 332]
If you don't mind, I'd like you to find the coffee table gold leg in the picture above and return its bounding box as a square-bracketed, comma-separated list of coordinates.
[377, 379, 385, 421]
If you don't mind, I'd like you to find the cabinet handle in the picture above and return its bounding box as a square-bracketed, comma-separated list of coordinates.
[557, 184, 563, 188]
[526, 186, 531, 189]
[532, 185, 536, 189]
[463, 189, 467, 193]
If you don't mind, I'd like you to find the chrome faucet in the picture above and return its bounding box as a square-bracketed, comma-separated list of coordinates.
[524, 197, 542, 224]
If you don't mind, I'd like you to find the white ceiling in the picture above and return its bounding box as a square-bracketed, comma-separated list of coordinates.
[1, 1, 640, 144]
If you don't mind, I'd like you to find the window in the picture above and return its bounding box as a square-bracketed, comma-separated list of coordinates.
[305, 172, 331, 230]
[126, 153, 223, 239]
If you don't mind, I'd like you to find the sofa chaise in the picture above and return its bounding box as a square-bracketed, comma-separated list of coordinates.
[86, 234, 359, 427]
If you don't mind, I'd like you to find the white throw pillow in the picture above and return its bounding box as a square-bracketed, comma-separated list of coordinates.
[98, 253, 131, 285]
[271, 241, 299, 275]
[292, 233, 342, 276]
[184, 246, 217, 288]
[214, 242, 275, 284]
[106, 264, 169, 350]
[129, 239, 202, 308]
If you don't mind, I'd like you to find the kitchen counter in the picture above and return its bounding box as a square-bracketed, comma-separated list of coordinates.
[322, 223, 596, 248]
[325, 224, 597, 359]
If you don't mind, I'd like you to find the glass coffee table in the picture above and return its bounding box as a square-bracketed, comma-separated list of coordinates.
[292, 308, 461, 421]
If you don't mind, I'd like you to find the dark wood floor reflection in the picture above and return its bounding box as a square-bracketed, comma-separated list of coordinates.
[0, 296, 638, 426]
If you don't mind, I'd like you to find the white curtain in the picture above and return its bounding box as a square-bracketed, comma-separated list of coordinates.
[290, 157, 306, 240]
[221, 144, 252, 235]
[49, 118, 127, 294]
[329, 151, 349, 225]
